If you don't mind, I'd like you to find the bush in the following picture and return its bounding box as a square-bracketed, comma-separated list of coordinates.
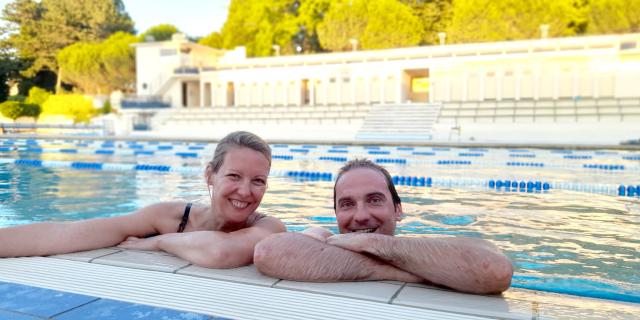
[7, 95, 26, 102]
[25, 86, 52, 106]
[101, 100, 112, 114]
[0, 100, 41, 120]
[41, 94, 96, 123]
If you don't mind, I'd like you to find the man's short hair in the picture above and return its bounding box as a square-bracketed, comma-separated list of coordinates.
[333, 158, 401, 210]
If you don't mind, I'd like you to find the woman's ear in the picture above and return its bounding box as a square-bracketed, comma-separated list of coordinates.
[204, 164, 213, 186]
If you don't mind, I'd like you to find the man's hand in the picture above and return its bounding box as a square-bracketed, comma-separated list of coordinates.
[326, 233, 388, 256]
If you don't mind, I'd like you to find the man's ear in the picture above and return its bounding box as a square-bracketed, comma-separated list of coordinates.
[394, 203, 403, 221]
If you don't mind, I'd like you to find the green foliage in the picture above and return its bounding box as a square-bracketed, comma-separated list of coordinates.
[25, 86, 52, 106]
[0, 100, 41, 119]
[7, 95, 26, 102]
[139, 24, 179, 42]
[56, 31, 137, 94]
[587, 0, 640, 34]
[101, 99, 112, 114]
[99, 32, 137, 92]
[401, 0, 452, 45]
[198, 32, 223, 49]
[446, 0, 580, 43]
[221, 0, 301, 56]
[41, 94, 96, 123]
[1, 0, 134, 78]
[317, 0, 421, 51]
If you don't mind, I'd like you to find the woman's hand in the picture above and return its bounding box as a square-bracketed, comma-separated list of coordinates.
[117, 236, 160, 251]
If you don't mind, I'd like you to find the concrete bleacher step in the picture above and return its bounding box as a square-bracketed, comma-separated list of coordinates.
[355, 103, 441, 141]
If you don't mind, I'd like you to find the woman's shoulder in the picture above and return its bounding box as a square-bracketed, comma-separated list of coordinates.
[136, 201, 192, 216]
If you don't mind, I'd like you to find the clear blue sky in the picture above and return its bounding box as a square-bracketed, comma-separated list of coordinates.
[0, 0, 230, 38]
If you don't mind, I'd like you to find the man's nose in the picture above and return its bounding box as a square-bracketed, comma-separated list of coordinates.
[353, 203, 370, 224]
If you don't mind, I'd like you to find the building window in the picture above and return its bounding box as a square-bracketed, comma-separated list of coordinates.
[160, 49, 177, 56]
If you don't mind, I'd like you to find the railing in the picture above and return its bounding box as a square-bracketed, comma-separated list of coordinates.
[0, 123, 103, 134]
[121, 95, 171, 109]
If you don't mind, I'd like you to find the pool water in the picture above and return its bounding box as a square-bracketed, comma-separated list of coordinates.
[0, 138, 639, 303]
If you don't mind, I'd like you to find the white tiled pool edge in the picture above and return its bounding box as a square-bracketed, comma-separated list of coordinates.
[0, 250, 637, 319]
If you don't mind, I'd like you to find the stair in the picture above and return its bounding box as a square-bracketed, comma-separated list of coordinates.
[355, 103, 441, 141]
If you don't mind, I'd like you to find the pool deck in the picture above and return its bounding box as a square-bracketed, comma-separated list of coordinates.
[0, 249, 637, 319]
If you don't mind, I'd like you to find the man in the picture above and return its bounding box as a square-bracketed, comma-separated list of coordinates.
[254, 159, 513, 294]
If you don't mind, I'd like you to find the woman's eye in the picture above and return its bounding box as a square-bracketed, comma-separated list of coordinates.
[227, 174, 240, 180]
[253, 179, 266, 186]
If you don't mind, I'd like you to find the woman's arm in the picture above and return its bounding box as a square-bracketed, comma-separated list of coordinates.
[0, 202, 177, 258]
[119, 216, 286, 268]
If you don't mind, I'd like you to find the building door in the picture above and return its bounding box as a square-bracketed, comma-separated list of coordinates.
[226, 82, 235, 107]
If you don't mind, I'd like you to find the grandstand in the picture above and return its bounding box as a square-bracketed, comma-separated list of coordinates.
[126, 33, 640, 144]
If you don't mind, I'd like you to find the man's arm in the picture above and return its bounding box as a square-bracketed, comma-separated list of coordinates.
[119, 216, 286, 268]
[327, 233, 513, 294]
[253, 232, 422, 282]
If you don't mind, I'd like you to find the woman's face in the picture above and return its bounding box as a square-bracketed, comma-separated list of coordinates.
[209, 147, 270, 223]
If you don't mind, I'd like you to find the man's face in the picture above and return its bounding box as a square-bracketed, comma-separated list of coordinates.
[334, 167, 402, 235]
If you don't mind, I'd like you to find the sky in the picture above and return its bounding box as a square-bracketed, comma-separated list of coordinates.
[0, 0, 231, 38]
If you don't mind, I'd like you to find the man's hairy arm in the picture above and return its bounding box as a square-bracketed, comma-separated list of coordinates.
[327, 233, 514, 294]
[254, 232, 421, 282]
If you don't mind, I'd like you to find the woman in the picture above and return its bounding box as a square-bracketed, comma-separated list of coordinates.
[0, 131, 285, 268]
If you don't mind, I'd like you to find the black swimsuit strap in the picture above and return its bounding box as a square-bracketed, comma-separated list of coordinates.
[177, 203, 192, 233]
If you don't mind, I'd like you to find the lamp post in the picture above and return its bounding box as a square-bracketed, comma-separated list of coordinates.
[438, 32, 447, 45]
[349, 38, 358, 51]
[540, 24, 550, 39]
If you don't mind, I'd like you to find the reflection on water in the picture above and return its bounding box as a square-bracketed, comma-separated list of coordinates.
[0, 164, 639, 303]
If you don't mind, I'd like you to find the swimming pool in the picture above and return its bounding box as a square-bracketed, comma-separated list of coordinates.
[1, 138, 639, 304]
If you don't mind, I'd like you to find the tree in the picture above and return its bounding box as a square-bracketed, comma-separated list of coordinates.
[221, 0, 300, 56]
[57, 42, 104, 93]
[446, 0, 580, 43]
[1, 0, 134, 88]
[401, 0, 453, 45]
[587, 0, 640, 34]
[139, 24, 179, 42]
[290, 0, 331, 53]
[317, 0, 421, 51]
[198, 32, 223, 49]
[99, 32, 137, 92]
[57, 32, 137, 94]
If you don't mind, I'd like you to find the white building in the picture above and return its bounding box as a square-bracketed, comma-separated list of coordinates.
[128, 33, 640, 145]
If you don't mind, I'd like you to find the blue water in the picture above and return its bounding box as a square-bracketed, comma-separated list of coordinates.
[1, 138, 639, 303]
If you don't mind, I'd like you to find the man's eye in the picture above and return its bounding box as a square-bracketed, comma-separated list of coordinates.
[227, 174, 240, 179]
[253, 179, 266, 186]
[340, 202, 354, 209]
[369, 197, 383, 205]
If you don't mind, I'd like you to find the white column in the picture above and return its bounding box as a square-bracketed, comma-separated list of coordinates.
[396, 72, 402, 104]
[573, 69, 579, 98]
[479, 71, 485, 101]
[446, 77, 452, 102]
[380, 76, 386, 103]
[462, 72, 468, 102]
[336, 77, 342, 105]
[352, 77, 357, 105]
[496, 71, 502, 101]
[534, 68, 540, 100]
[271, 82, 276, 107]
[515, 70, 521, 101]
[199, 81, 205, 108]
[593, 74, 600, 98]
[365, 76, 371, 104]
[324, 77, 329, 105]
[553, 69, 559, 100]
[310, 80, 315, 106]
